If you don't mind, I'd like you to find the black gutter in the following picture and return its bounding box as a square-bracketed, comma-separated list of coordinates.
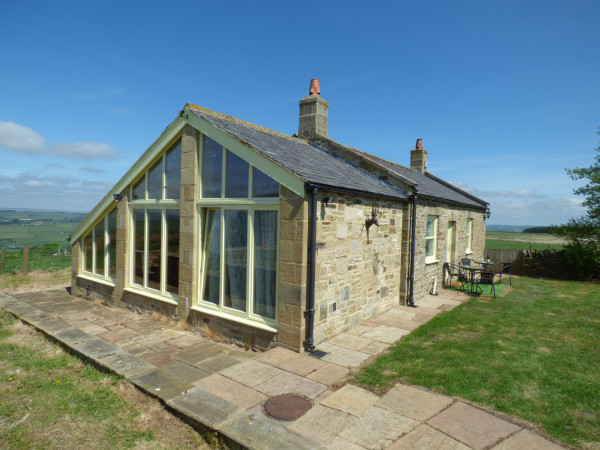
[303, 182, 408, 203]
[304, 185, 318, 352]
[407, 191, 417, 307]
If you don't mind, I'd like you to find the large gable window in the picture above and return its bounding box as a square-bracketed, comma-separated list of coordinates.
[82, 209, 117, 282]
[129, 139, 181, 301]
[425, 215, 438, 263]
[197, 135, 279, 328]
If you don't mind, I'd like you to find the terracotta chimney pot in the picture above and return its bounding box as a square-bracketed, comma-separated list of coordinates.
[309, 79, 320, 96]
[416, 139, 423, 150]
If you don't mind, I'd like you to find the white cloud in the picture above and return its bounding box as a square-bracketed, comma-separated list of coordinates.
[80, 166, 105, 173]
[0, 120, 119, 160]
[0, 121, 45, 152]
[0, 171, 114, 212]
[50, 142, 118, 159]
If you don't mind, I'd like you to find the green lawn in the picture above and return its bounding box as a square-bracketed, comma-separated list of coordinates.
[0, 311, 210, 449]
[353, 277, 600, 447]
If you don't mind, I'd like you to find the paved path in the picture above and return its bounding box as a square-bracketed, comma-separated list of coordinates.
[0, 288, 562, 449]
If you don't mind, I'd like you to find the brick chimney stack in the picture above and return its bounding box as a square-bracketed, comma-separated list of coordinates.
[298, 79, 328, 139]
[410, 139, 427, 173]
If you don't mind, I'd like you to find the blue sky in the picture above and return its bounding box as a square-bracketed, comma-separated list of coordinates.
[1, 0, 598, 225]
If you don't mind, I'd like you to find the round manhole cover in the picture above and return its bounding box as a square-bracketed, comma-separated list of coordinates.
[264, 394, 312, 421]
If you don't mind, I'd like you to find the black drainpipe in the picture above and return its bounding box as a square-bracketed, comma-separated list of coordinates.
[305, 185, 318, 352]
[407, 191, 417, 307]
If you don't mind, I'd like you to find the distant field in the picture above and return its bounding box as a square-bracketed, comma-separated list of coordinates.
[0, 209, 85, 247]
[486, 231, 565, 251]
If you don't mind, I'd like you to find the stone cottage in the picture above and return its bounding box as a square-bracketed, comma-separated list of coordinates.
[70, 80, 488, 352]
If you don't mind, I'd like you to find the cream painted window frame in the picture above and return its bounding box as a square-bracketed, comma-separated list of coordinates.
[195, 133, 280, 330]
[80, 209, 117, 285]
[128, 206, 180, 302]
[466, 218, 473, 254]
[128, 143, 181, 302]
[425, 215, 439, 264]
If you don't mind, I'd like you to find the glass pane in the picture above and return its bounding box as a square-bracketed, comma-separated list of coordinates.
[147, 210, 162, 290]
[166, 209, 179, 295]
[225, 151, 249, 198]
[147, 158, 163, 200]
[224, 210, 247, 312]
[94, 221, 104, 276]
[132, 176, 145, 200]
[165, 141, 181, 199]
[108, 209, 117, 278]
[84, 233, 93, 272]
[202, 210, 221, 305]
[254, 211, 277, 319]
[426, 217, 434, 237]
[426, 238, 434, 257]
[134, 209, 144, 286]
[252, 168, 279, 197]
[201, 135, 222, 198]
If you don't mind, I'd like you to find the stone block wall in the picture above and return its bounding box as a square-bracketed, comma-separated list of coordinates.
[313, 193, 404, 345]
[277, 186, 309, 351]
[412, 200, 486, 301]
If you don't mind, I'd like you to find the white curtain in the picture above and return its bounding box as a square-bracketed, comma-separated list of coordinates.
[253, 211, 277, 319]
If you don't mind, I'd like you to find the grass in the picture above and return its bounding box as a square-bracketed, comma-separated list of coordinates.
[1, 244, 72, 276]
[353, 277, 600, 447]
[0, 311, 211, 449]
[485, 231, 564, 251]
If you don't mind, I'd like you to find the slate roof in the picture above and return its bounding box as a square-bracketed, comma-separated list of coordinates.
[362, 153, 488, 208]
[188, 106, 408, 201]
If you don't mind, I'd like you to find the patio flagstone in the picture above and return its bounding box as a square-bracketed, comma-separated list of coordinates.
[427, 402, 520, 450]
[376, 384, 454, 421]
[338, 406, 419, 449]
[387, 423, 470, 449]
[287, 404, 356, 444]
[320, 384, 379, 416]
[361, 324, 410, 343]
[219, 359, 282, 387]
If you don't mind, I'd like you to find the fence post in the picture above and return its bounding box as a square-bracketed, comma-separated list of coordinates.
[22, 244, 29, 276]
[1, 247, 4, 271]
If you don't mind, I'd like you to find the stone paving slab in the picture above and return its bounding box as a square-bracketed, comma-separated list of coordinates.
[221, 411, 321, 450]
[427, 402, 521, 450]
[140, 348, 180, 367]
[327, 436, 366, 450]
[360, 325, 410, 344]
[219, 359, 282, 387]
[6, 303, 39, 315]
[96, 327, 140, 343]
[306, 362, 349, 387]
[369, 314, 421, 331]
[360, 340, 390, 355]
[254, 371, 327, 400]
[287, 404, 356, 444]
[97, 351, 157, 378]
[167, 387, 245, 430]
[195, 373, 268, 410]
[31, 318, 73, 334]
[339, 406, 420, 449]
[316, 342, 371, 368]
[257, 346, 328, 376]
[376, 384, 454, 421]
[71, 337, 121, 359]
[321, 384, 379, 417]
[162, 361, 210, 384]
[78, 322, 112, 335]
[328, 333, 374, 351]
[53, 328, 93, 345]
[198, 354, 242, 373]
[388, 423, 470, 449]
[385, 308, 417, 320]
[130, 368, 193, 401]
[175, 341, 227, 366]
[491, 429, 563, 449]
